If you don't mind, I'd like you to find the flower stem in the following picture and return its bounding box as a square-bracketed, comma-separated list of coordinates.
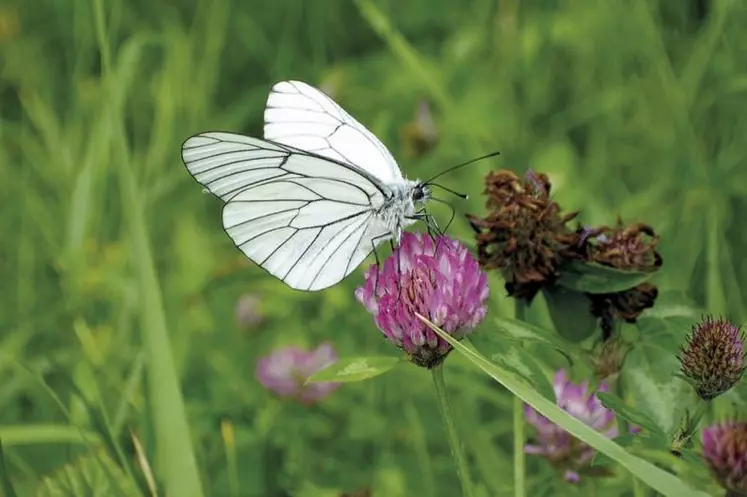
[432, 364, 474, 497]
[513, 394, 526, 497]
[613, 375, 642, 495]
[513, 300, 527, 497]
[671, 395, 710, 454]
[632, 474, 646, 497]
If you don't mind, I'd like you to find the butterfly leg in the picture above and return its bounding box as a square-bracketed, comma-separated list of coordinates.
[390, 239, 404, 297]
[407, 209, 439, 237]
[369, 233, 392, 295]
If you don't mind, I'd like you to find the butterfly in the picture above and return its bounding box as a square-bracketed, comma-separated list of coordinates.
[181, 80, 436, 291]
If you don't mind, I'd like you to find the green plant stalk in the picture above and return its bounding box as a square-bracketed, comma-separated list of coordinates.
[615, 375, 644, 496]
[0, 440, 19, 497]
[512, 395, 526, 497]
[513, 300, 527, 497]
[671, 396, 710, 455]
[432, 364, 474, 497]
[222, 421, 240, 497]
[633, 474, 646, 497]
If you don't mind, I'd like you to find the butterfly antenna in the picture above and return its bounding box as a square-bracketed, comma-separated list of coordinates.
[429, 183, 469, 199]
[423, 150, 501, 185]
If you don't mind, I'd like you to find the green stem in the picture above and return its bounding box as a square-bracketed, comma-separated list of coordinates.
[613, 374, 642, 495]
[633, 475, 646, 497]
[513, 300, 527, 497]
[672, 396, 710, 455]
[432, 364, 474, 497]
[513, 395, 526, 497]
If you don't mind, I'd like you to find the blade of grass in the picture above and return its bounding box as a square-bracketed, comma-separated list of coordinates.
[0, 440, 19, 497]
[0, 425, 101, 446]
[90, 0, 204, 494]
[513, 301, 526, 497]
[113, 90, 204, 497]
[353, 0, 450, 110]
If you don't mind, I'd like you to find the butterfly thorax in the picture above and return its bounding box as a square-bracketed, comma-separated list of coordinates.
[375, 179, 431, 243]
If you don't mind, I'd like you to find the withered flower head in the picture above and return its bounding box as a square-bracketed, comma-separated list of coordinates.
[578, 220, 663, 339]
[679, 316, 746, 401]
[466, 169, 579, 302]
[577, 220, 661, 271]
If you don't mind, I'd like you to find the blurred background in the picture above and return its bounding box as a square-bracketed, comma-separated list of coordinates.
[1, 0, 746, 495]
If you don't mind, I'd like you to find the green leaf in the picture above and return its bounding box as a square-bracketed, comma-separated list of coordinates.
[415, 313, 711, 497]
[556, 260, 655, 294]
[306, 356, 402, 383]
[493, 317, 581, 363]
[470, 333, 555, 400]
[596, 392, 666, 436]
[35, 450, 140, 497]
[622, 318, 692, 436]
[542, 285, 598, 343]
[640, 290, 700, 321]
[0, 439, 18, 497]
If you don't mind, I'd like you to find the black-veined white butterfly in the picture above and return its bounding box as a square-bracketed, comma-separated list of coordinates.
[181, 80, 495, 291]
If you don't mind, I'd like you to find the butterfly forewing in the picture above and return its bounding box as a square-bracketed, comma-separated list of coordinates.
[182, 131, 395, 291]
[264, 80, 404, 183]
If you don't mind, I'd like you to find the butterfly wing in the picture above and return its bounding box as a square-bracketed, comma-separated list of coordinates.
[264, 80, 404, 183]
[181, 131, 393, 291]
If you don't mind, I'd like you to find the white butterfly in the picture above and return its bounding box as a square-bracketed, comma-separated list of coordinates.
[181, 80, 431, 291]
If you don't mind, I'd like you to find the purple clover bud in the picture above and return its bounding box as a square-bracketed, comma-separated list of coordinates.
[255, 342, 340, 404]
[524, 370, 623, 483]
[355, 232, 489, 368]
[679, 316, 746, 401]
[702, 421, 747, 495]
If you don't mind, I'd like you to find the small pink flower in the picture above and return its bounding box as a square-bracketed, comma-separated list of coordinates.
[255, 342, 340, 404]
[524, 370, 626, 483]
[355, 232, 489, 368]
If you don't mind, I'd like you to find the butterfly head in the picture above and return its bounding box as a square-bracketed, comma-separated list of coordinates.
[411, 182, 431, 205]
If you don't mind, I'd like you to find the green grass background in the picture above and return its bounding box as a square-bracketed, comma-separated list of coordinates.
[1, 0, 746, 495]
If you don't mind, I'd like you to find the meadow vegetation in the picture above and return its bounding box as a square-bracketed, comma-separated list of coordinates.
[1, 0, 746, 496]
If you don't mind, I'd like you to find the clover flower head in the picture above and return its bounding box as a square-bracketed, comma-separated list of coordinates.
[255, 342, 340, 404]
[355, 232, 489, 368]
[524, 370, 623, 483]
[702, 421, 747, 495]
[679, 316, 746, 401]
